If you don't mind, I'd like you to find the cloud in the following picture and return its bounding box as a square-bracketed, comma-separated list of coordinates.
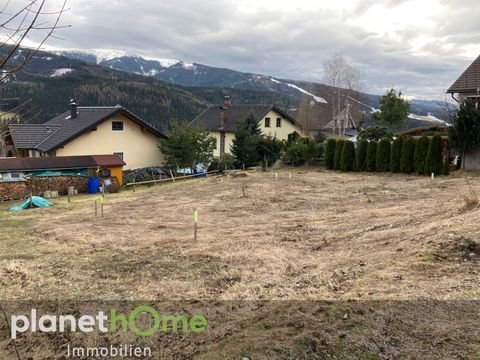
[35, 0, 480, 98]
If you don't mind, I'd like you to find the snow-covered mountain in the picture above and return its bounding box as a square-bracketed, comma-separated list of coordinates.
[54, 48, 333, 104]
[17, 47, 452, 127]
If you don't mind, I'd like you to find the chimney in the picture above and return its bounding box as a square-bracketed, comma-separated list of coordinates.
[70, 98, 77, 119]
[223, 96, 231, 106]
[220, 109, 228, 128]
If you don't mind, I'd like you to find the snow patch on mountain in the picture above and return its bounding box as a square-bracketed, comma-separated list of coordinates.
[286, 83, 327, 104]
[269, 78, 327, 103]
[408, 113, 449, 126]
[182, 62, 196, 70]
[50, 68, 73, 77]
[142, 56, 181, 68]
[55, 49, 136, 64]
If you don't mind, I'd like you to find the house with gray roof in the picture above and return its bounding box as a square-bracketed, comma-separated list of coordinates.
[7, 101, 167, 170]
[447, 54, 480, 170]
[190, 96, 303, 157]
[447, 54, 480, 106]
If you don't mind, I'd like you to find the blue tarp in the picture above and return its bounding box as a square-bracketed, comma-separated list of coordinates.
[31, 169, 88, 177]
[9, 196, 53, 212]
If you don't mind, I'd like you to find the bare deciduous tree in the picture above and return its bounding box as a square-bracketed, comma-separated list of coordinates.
[0, 0, 69, 84]
[323, 53, 362, 137]
[0, 0, 68, 156]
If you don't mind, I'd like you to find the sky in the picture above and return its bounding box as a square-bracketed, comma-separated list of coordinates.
[18, 0, 480, 99]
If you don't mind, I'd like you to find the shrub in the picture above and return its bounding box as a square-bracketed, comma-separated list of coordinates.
[314, 132, 328, 143]
[390, 137, 403, 173]
[414, 135, 430, 175]
[325, 138, 336, 170]
[442, 161, 450, 176]
[376, 138, 391, 172]
[425, 135, 443, 175]
[366, 141, 378, 172]
[333, 140, 345, 170]
[355, 139, 368, 171]
[287, 140, 323, 166]
[219, 153, 235, 170]
[400, 137, 415, 173]
[358, 126, 394, 142]
[341, 140, 356, 171]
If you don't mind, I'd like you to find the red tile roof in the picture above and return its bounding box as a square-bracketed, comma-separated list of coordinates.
[447, 55, 480, 94]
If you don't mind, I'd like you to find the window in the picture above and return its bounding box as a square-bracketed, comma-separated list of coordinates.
[10, 173, 21, 179]
[213, 138, 217, 150]
[113, 152, 124, 160]
[265, 117, 271, 128]
[112, 121, 124, 131]
[276, 118, 282, 127]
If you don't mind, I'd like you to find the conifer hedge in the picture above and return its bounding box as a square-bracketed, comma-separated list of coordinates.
[355, 139, 368, 171]
[366, 141, 378, 172]
[414, 135, 430, 175]
[400, 137, 415, 173]
[390, 137, 404, 173]
[425, 135, 443, 175]
[341, 140, 356, 171]
[333, 139, 345, 170]
[325, 138, 336, 170]
[376, 138, 391, 172]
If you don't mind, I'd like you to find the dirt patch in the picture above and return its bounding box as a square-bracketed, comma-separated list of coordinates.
[434, 236, 480, 262]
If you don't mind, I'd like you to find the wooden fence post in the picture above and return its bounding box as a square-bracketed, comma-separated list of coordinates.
[193, 209, 198, 241]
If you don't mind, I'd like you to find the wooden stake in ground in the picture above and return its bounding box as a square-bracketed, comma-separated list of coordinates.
[193, 209, 198, 241]
[95, 199, 98, 216]
[170, 169, 175, 183]
[101, 197, 104, 218]
[133, 178, 136, 192]
[67, 187, 71, 203]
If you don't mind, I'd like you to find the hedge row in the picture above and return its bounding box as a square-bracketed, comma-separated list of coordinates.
[326, 135, 447, 175]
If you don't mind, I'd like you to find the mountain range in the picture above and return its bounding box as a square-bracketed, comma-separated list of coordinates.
[0, 47, 452, 131]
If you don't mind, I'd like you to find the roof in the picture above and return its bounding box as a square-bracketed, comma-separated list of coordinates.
[9, 124, 61, 149]
[9, 105, 166, 152]
[447, 55, 480, 94]
[189, 104, 299, 132]
[0, 155, 125, 172]
[396, 126, 449, 137]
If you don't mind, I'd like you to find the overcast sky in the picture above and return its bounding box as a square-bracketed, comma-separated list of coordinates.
[29, 0, 480, 99]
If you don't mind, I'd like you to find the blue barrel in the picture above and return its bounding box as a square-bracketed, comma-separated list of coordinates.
[88, 176, 100, 194]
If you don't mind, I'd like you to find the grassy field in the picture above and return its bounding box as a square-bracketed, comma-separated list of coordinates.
[0, 170, 479, 300]
[1, 170, 480, 359]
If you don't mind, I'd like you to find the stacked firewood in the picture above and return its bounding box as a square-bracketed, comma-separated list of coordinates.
[0, 181, 28, 201]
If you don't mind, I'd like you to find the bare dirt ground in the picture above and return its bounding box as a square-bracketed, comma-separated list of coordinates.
[1, 170, 480, 359]
[0, 170, 479, 301]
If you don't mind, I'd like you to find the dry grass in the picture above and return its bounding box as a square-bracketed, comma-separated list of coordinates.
[0, 170, 479, 301]
[1, 170, 480, 359]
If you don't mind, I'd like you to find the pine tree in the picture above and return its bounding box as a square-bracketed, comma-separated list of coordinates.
[448, 99, 480, 169]
[366, 141, 378, 172]
[325, 138, 336, 169]
[426, 135, 443, 175]
[400, 137, 415, 173]
[231, 117, 263, 168]
[372, 88, 410, 130]
[390, 137, 404, 173]
[341, 140, 356, 171]
[376, 138, 391, 172]
[414, 135, 430, 175]
[355, 139, 368, 171]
